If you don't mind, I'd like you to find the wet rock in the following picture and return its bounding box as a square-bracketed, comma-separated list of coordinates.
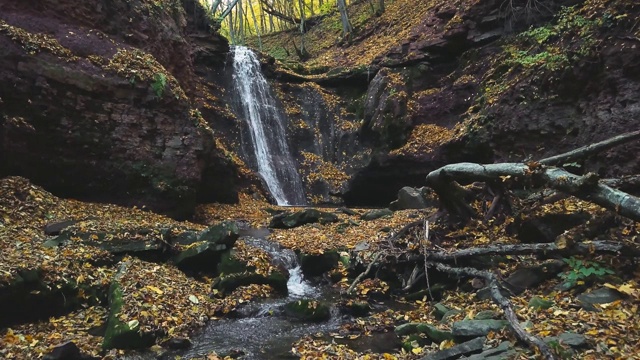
[361, 208, 394, 221]
[420, 337, 485, 360]
[161, 337, 192, 350]
[269, 209, 339, 229]
[341, 301, 371, 317]
[43, 341, 96, 360]
[300, 251, 340, 277]
[284, 299, 331, 322]
[389, 187, 435, 210]
[577, 287, 622, 311]
[464, 341, 517, 360]
[212, 271, 288, 294]
[503, 260, 565, 295]
[103, 262, 154, 350]
[441, 308, 463, 323]
[452, 320, 508, 337]
[197, 221, 239, 246]
[172, 241, 227, 271]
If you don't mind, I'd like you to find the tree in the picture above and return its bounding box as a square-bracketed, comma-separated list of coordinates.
[337, 0, 353, 39]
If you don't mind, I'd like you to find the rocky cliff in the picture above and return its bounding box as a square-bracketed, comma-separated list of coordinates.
[0, 0, 239, 218]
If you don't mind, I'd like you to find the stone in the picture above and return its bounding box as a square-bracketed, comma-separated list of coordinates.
[162, 337, 192, 349]
[341, 301, 371, 317]
[452, 320, 508, 337]
[503, 260, 565, 295]
[432, 303, 450, 320]
[284, 299, 331, 322]
[361, 208, 394, 221]
[389, 186, 431, 210]
[269, 209, 339, 229]
[464, 341, 518, 360]
[395, 323, 454, 343]
[44, 220, 82, 236]
[212, 271, 288, 294]
[474, 310, 500, 320]
[577, 287, 622, 311]
[197, 221, 239, 246]
[528, 296, 554, 310]
[420, 337, 485, 360]
[173, 241, 228, 271]
[43, 341, 82, 360]
[300, 251, 340, 276]
[103, 262, 154, 350]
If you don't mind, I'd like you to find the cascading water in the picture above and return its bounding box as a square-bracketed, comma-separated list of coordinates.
[231, 46, 306, 206]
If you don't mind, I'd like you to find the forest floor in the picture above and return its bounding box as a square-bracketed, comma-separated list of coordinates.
[2, 176, 639, 359]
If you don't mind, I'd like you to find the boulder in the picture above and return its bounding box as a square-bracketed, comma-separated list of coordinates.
[464, 341, 518, 360]
[420, 337, 485, 360]
[300, 251, 340, 277]
[361, 208, 394, 221]
[212, 271, 288, 294]
[577, 287, 622, 311]
[503, 260, 565, 295]
[452, 320, 508, 337]
[43, 341, 97, 360]
[269, 209, 339, 229]
[196, 221, 239, 246]
[172, 241, 228, 271]
[389, 187, 434, 210]
[103, 262, 154, 350]
[284, 299, 331, 322]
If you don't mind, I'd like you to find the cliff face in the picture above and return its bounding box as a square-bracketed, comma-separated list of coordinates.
[0, 0, 238, 218]
[253, 0, 640, 206]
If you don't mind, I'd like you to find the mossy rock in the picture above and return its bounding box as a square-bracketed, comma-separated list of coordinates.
[284, 299, 331, 322]
[269, 209, 339, 229]
[197, 221, 239, 246]
[216, 251, 250, 275]
[103, 264, 154, 350]
[172, 241, 228, 271]
[299, 251, 340, 276]
[361, 208, 393, 221]
[212, 270, 288, 294]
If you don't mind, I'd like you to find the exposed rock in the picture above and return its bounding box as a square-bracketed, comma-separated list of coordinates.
[340, 301, 371, 317]
[396, 323, 455, 343]
[550, 332, 589, 348]
[161, 337, 192, 350]
[197, 221, 240, 246]
[452, 320, 508, 337]
[464, 341, 518, 360]
[577, 287, 623, 311]
[300, 251, 340, 276]
[43, 341, 94, 360]
[212, 271, 288, 294]
[474, 310, 500, 320]
[269, 209, 339, 229]
[361, 208, 394, 221]
[44, 220, 83, 236]
[503, 260, 565, 295]
[420, 337, 485, 360]
[516, 213, 591, 243]
[432, 303, 451, 320]
[103, 262, 154, 350]
[389, 186, 436, 210]
[284, 299, 331, 322]
[528, 296, 555, 310]
[172, 241, 228, 272]
[0, 0, 239, 219]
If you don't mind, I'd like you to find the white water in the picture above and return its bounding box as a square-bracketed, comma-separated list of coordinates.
[231, 46, 306, 206]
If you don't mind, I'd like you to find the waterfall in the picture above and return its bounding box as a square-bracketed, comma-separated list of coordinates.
[231, 46, 306, 206]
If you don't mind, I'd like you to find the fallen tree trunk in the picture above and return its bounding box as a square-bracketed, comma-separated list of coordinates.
[426, 163, 640, 221]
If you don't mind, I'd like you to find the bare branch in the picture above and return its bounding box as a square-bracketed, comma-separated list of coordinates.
[539, 130, 640, 166]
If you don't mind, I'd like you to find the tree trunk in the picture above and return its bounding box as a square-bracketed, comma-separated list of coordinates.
[337, 0, 353, 38]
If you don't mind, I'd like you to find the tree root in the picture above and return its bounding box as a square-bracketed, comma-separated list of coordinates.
[347, 251, 382, 295]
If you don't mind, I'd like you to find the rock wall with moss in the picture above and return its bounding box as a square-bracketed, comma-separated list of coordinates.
[0, 0, 239, 218]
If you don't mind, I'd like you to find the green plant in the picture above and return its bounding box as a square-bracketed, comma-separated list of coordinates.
[151, 73, 167, 98]
[559, 257, 614, 286]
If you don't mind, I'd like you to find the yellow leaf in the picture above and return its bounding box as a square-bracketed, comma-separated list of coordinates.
[411, 347, 423, 355]
[146, 285, 163, 295]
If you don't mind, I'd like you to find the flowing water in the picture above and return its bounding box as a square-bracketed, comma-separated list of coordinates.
[174, 236, 342, 360]
[231, 46, 306, 206]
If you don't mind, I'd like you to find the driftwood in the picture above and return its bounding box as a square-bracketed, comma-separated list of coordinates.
[428, 262, 557, 360]
[347, 251, 382, 295]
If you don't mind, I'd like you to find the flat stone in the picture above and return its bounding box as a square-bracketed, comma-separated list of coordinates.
[577, 287, 622, 311]
[44, 220, 82, 236]
[420, 337, 485, 360]
[504, 260, 565, 295]
[361, 208, 394, 221]
[452, 320, 508, 337]
[465, 341, 517, 360]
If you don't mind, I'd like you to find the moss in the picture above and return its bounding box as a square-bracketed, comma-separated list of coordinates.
[103, 282, 154, 350]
